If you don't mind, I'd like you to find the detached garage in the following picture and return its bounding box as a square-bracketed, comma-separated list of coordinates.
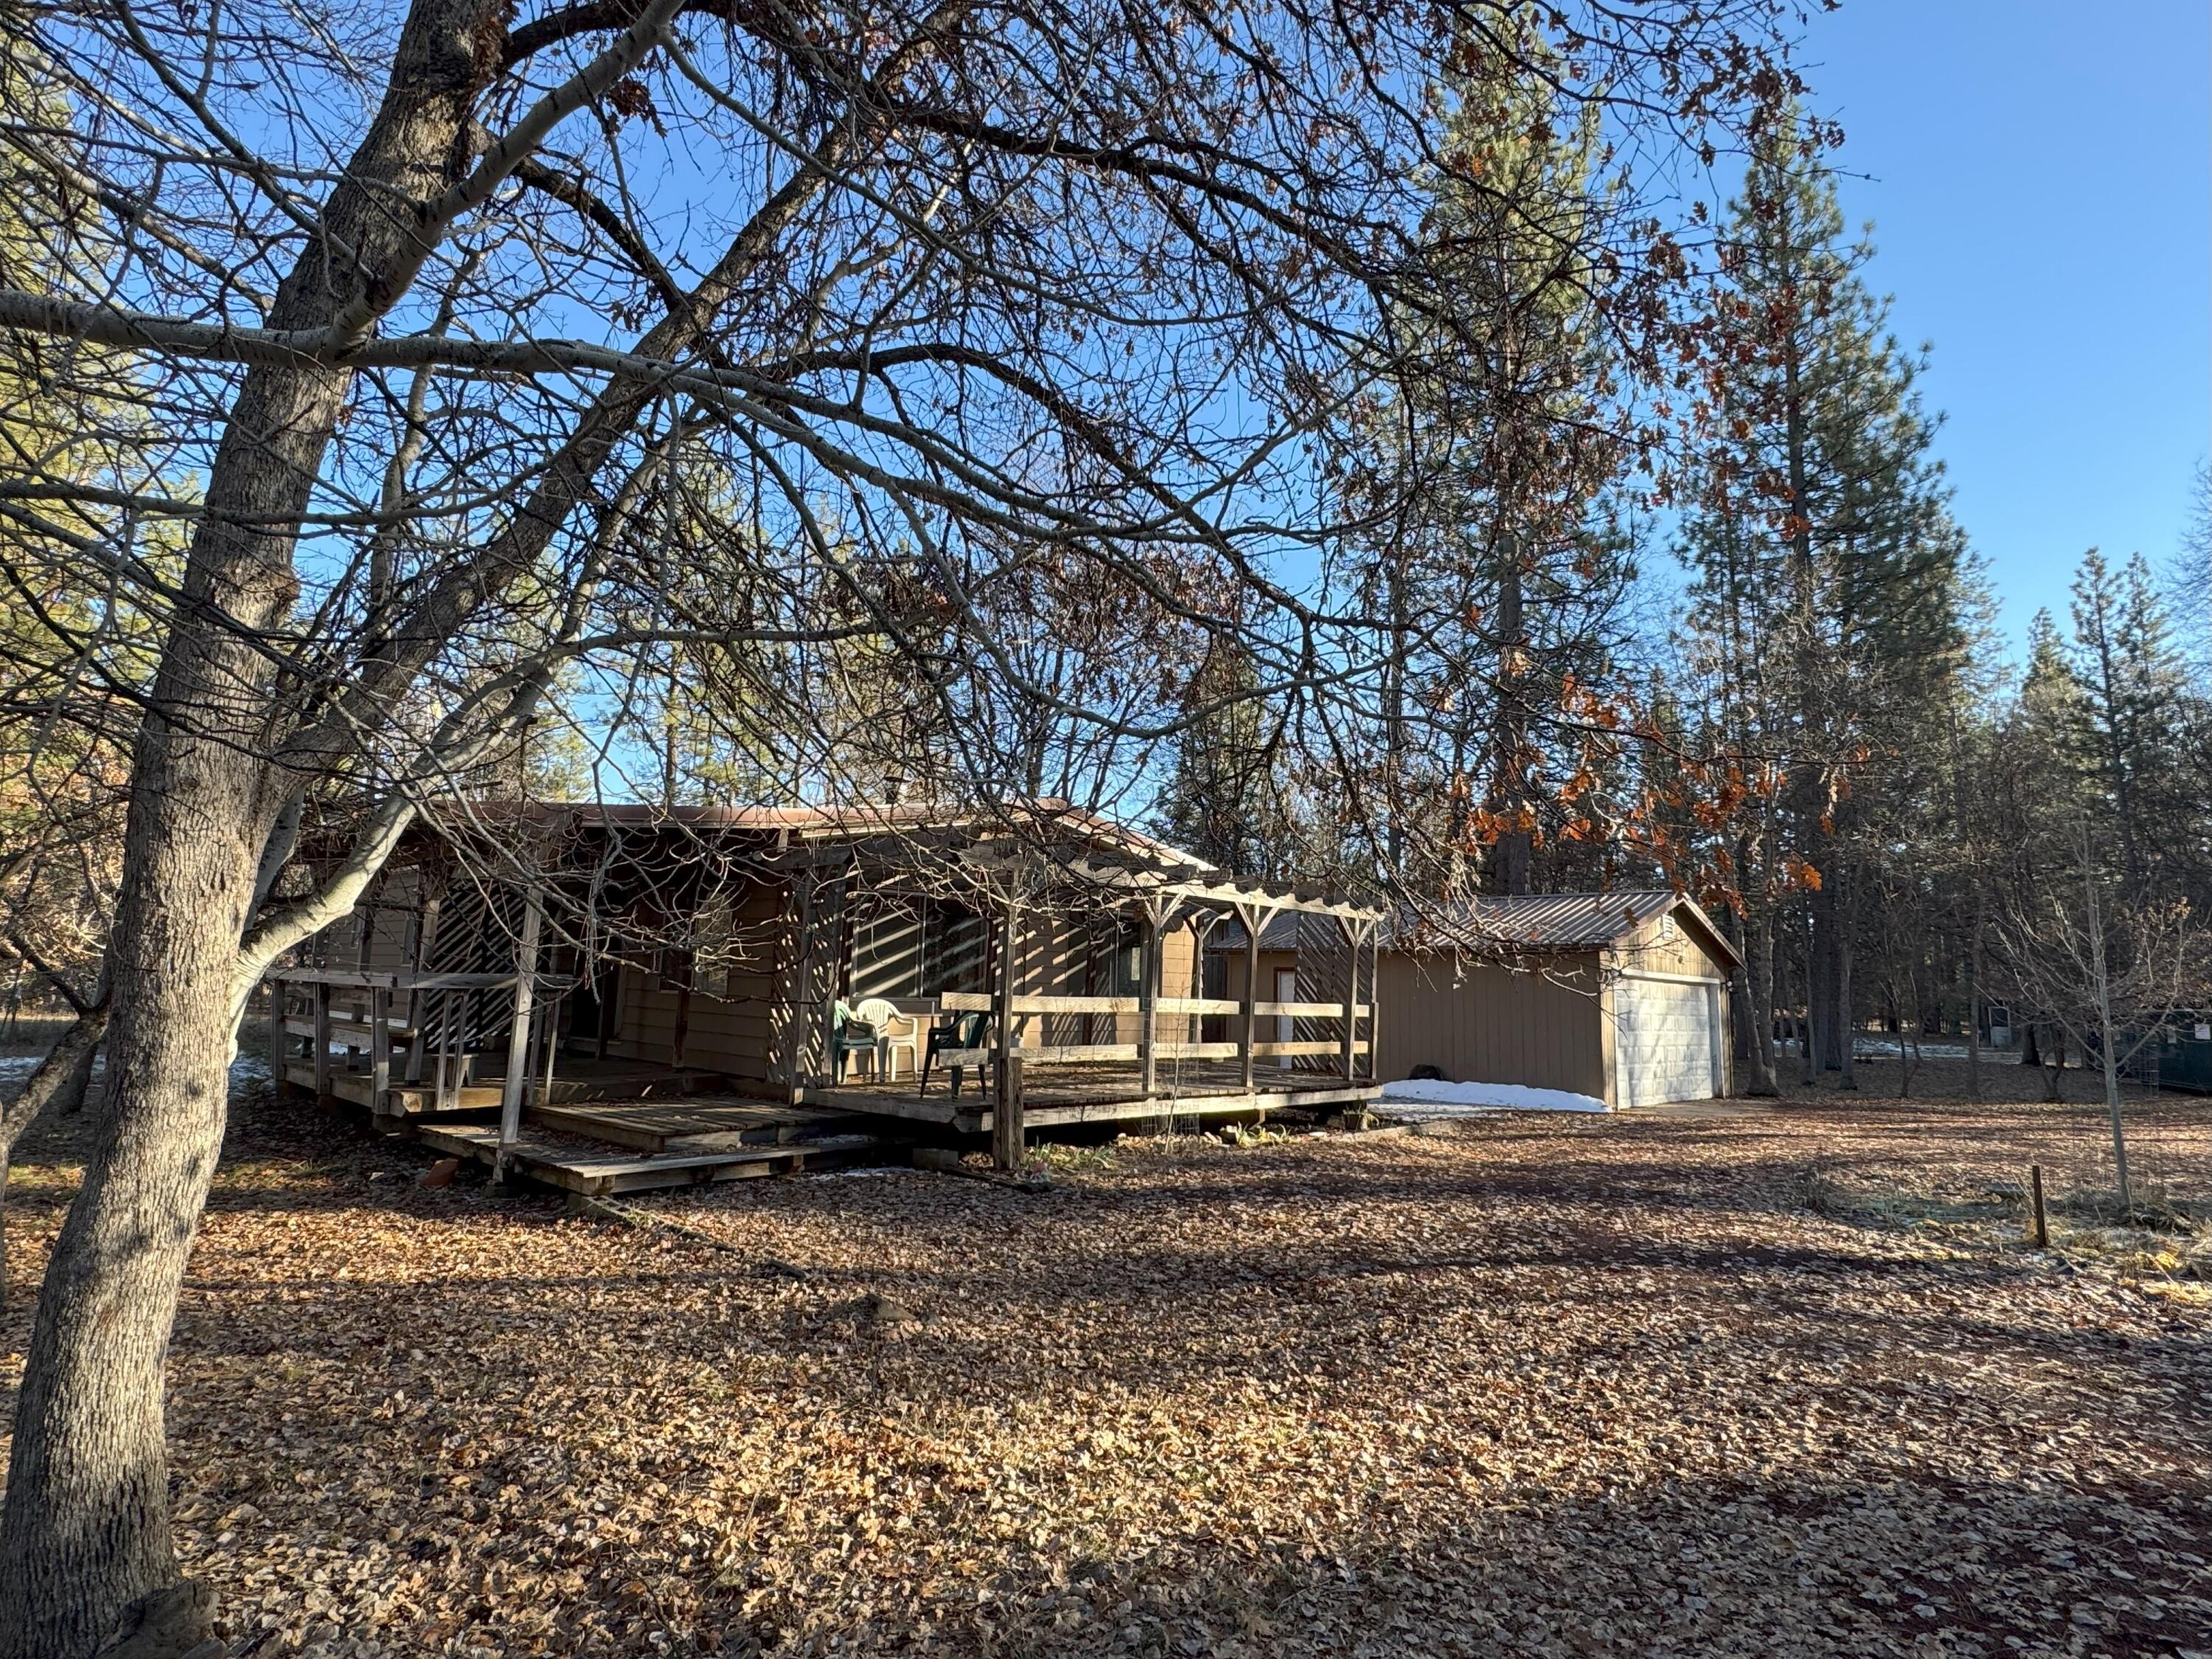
[1212, 891, 1738, 1109]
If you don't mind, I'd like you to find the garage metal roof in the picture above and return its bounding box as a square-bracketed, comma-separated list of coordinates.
[1212, 889, 1739, 967]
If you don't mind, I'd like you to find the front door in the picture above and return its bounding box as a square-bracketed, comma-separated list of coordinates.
[1274, 967, 1297, 1069]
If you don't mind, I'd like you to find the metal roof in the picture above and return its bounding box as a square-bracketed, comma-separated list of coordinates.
[1211, 889, 1738, 965]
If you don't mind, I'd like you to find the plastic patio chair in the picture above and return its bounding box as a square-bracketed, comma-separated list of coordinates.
[917, 1009, 993, 1099]
[830, 1001, 880, 1082]
[853, 997, 921, 1082]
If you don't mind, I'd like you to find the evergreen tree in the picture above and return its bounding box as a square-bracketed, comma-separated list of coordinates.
[1678, 114, 1974, 1085]
[1343, 27, 1639, 902]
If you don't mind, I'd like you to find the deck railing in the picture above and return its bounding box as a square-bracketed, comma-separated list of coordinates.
[925, 990, 1372, 1076]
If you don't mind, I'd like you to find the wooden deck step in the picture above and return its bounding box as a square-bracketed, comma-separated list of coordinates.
[417, 1122, 885, 1194]
[526, 1098, 861, 1154]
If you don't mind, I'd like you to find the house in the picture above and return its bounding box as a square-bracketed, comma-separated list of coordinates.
[1209, 891, 1739, 1109]
[265, 801, 1384, 1186]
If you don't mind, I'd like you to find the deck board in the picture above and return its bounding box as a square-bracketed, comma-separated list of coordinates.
[805, 1060, 1381, 1129]
[527, 1099, 860, 1152]
[419, 1122, 886, 1194]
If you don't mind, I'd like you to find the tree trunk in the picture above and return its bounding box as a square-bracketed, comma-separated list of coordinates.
[1833, 866, 1856, 1090]
[1489, 542, 1533, 894]
[0, 1, 508, 1646]
[1798, 909, 1818, 1085]
[0, 773, 263, 1659]
[1733, 900, 1778, 1096]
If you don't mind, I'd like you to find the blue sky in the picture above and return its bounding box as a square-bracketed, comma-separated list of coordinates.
[1793, 0, 2211, 655]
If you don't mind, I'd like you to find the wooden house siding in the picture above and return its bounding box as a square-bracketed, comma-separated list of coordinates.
[1374, 951, 1607, 1099]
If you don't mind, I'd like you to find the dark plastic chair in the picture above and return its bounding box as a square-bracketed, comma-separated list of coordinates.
[918, 1010, 993, 1099]
[831, 1003, 880, 1082]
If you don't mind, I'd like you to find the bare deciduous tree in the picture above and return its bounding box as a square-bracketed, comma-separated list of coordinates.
[1992, 827, 2208, 1210]
[0, 0, 1809, 1647]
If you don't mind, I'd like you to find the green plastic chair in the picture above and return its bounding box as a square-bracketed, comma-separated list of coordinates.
[918, 1010, 993, 1099]
[830, 1001, 880, 1082]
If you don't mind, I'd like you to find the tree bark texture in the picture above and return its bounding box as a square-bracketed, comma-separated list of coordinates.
[0, 3, 507, 1650]
[1734, 903, 1778, 1096]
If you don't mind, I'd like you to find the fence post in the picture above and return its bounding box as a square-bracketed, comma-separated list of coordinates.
[992, 893, 1024, 1169]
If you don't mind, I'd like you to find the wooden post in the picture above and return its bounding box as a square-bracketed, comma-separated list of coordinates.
[670, 977, 692, 1072]
[267, 977, 287, 1096]
[539, 990, 565, 1108]
[991, 893, 1023, 1169]
[1354, 929, 1371, 1084]
[369, 985, 392, 1117]
[1237, 905, 1262, 1093]
[495, 891, 545, 1182]
[2029, 1163, 2048, 1248]
[1136, 905, 1159, 1099]
[1338, 917, 1360, 1084]
[312, 981, 332, 1102]
[405, 893, 441, 1084]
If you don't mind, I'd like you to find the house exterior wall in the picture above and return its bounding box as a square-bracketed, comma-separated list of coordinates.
[1374, 950, 1608, 1099]
[606, 875, 791, 1085]
[1211, 901, 1736, 1105]
[1602, 909, 1734, 1101]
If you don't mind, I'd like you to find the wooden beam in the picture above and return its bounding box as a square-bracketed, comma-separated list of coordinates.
[404, 893, 438, 1084]
[991, 894, 1023, 1169]
[495, 891, 545, 1183]
[1137, 906, 1159, 1099]
[312, 981, 331, 1102]
[932, 991, 1242, 1018]
[369, 986, 391, 1116]
[267, 978, 287, 1096]
[1237, 903, 1262, 1093]
[1338, 915, 1359, 1084]
[1367, 925, 1382, 1080]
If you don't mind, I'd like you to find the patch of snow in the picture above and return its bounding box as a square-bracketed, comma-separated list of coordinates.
[810, 1166, 917, 1180]
[1374, 1079, 1610, 1119]
[1, 1051, 268, 1096]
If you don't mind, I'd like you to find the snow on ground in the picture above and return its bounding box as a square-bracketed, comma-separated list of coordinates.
[0, 1052, 268, 1091]
[1374, 1078, 1610, 1119]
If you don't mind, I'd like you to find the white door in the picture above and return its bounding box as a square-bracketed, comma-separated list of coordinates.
[1273, 968, 1297, 1069]
[1618, 976, 1720, 1107]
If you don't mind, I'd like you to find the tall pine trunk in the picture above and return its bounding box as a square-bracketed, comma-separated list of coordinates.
[1832, 863, 1856, 1088]
[1739, 902, 1778, 1095]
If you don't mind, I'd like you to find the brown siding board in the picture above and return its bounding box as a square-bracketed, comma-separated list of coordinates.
[1370, 949, 1606, 1100]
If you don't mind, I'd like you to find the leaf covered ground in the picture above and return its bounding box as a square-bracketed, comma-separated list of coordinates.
[4, 1060, 2209, 1658]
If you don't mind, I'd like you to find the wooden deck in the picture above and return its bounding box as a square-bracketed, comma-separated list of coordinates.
[279, 1055, 747, 1119]
[806, 1060, 1382, 1132]
[419, 1099, 886, 1194]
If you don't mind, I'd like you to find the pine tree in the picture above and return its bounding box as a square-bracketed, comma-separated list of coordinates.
[1679, 114, 1973, 1085]
[2067, 550, 2195, 899]
[1346, 27, 1638, 900]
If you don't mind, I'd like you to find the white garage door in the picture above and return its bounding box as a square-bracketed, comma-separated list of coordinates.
[1617, 976, 1719, 1107]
